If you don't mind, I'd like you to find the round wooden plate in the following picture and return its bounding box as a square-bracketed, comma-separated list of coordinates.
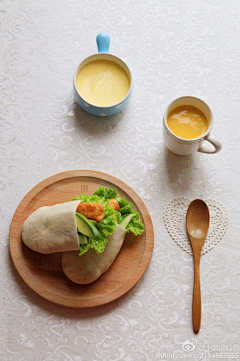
[9, 170, 154, 308]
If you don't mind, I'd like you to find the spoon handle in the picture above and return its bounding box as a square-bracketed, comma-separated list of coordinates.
[192, 251, 201, 334]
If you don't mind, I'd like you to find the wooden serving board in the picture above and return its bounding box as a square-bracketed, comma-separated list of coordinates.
[9, 170, 154, 308]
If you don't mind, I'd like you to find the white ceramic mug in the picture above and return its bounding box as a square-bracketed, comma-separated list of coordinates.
[163, 96, 222, 155]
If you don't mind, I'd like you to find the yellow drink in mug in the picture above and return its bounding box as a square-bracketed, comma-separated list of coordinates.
[163, 96, 222, 155]
[73, 33, 132, 116]
[76, 59, 130, 107]
[167, 105, 209, 140]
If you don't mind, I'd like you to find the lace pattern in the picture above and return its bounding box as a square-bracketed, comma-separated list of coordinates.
[163, 198, 229, 255]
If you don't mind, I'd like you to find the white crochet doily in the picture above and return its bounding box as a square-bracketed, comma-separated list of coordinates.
[163, 198, 229, 255]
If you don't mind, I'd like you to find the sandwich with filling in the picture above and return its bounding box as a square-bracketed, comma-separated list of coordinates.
[22, 186, 145, 284]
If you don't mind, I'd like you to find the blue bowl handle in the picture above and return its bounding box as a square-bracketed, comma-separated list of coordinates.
[96, 33, 110, 53]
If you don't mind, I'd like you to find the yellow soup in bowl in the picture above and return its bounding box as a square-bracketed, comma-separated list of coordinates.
[76, 59, 130, 107]
[167, 105, 208, 139]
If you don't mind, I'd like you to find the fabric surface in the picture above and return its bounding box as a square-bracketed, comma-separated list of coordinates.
[1, 0, 240, 360]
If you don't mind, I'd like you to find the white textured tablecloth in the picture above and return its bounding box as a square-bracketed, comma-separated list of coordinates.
[1, 1, 240, 360]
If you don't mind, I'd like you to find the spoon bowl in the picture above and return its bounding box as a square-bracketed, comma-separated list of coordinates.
[186, 199, 210, 334]
[187, 200, 209, 240]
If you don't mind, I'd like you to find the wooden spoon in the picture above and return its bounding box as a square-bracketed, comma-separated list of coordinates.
[186, 199, 210, 334]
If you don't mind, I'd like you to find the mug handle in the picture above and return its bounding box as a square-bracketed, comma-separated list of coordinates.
[198, 134, 222, 154]
[96, 33, 110, 53]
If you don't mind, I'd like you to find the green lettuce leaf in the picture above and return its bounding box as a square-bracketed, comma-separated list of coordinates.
[94, 186, 119, 200]
[73, 191, 117, 255]
[125, 212, 145, 235]
[78, 237, 109, 255]
[73, 186, 145, 255]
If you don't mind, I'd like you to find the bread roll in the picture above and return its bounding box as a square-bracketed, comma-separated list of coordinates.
[62, 224, 126, 284]
[22, 200, 81, 254]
